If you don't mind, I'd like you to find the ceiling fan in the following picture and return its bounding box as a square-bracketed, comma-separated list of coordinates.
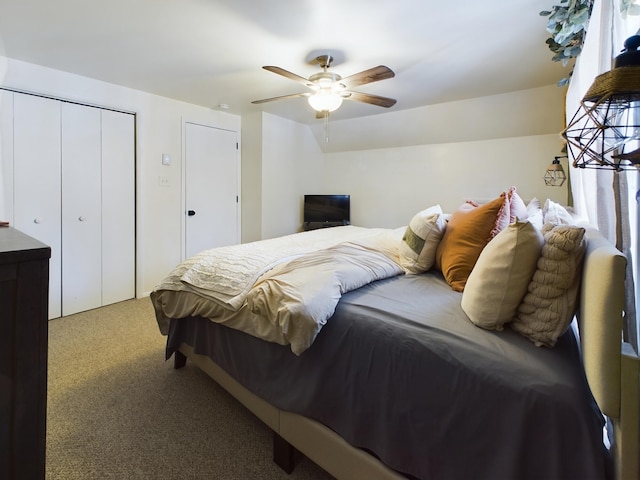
[251, 54, 397, 118]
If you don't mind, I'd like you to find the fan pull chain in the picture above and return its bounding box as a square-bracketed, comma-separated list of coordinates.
[324, 112, 330, 143]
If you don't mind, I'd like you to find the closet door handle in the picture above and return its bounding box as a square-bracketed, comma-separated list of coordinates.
[34, 217, 43, 224]
[79, 216, 86, 222]
[187, 210, 196, 217]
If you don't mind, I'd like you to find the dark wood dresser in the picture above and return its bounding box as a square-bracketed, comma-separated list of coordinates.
[0, 227, 51, 480]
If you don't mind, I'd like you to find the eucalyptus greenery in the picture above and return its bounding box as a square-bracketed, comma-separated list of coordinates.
[540, 0, 593, 86]
[541, 0, 640, 86]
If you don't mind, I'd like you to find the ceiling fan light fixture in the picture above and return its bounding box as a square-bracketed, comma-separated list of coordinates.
[308, 89, 343, 112]
[252, 59, 396, 116]
[309, 71, 342, 86]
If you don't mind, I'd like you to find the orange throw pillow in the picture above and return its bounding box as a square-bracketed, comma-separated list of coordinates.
[435, 194, 507, 292]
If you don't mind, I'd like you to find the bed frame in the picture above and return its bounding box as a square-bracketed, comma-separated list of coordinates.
[172, 228, 639, 480]
[577, 229, 639, 480]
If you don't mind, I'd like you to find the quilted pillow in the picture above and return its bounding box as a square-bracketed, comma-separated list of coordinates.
[510, 223, 586, 347]
[435, 194, 508, 292]
[398, 205, 447, 274]
[461, 220, 544, 330]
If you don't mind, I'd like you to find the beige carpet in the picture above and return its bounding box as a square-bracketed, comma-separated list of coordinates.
[46, 297, 334, 480]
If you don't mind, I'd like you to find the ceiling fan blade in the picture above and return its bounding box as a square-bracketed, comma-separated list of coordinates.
[341, 65, 395, 88]
[345, 91, 397, 108]
[251, 92, 310, 104]
[263, 66, 312, 87]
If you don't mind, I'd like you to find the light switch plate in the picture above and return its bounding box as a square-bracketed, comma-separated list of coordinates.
[162, 153, 171, 166]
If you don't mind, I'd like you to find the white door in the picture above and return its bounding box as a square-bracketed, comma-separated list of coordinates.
[185, 122, 239, 258]
[0, 90, 14, 222]
[61, 103, 102, 316]
[13, 93, 63, 319]
[101, 109, 135, 306]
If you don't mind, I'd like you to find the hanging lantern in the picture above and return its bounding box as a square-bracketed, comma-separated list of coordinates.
[562, 35, 640, 171]
[544, 156, 567, 186]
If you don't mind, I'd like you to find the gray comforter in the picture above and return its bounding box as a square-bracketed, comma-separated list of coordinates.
[164, 272, 609, 480]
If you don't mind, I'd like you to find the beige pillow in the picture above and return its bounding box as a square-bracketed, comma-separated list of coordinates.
[511, 224, 586, 347]
[461, 220, 544, 330]
[399, 205, 447, 274]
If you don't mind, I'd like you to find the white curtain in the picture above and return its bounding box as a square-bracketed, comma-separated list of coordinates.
[566, 0, 615, 238]
[566, 0, 639, 350]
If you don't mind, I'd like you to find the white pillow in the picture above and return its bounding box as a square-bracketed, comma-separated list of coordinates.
[461, 220, 544, 330]
[543, 198, 574, 226]
[398, 205, 447, 274]
[526, 197, 544, 230]
[507, 186, 528, 223]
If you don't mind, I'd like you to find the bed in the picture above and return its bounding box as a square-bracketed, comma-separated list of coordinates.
[150, 200, 639, 480]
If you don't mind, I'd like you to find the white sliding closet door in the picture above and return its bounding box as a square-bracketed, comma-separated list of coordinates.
[61, 103, 102, 316]
[2, 91, 135, 318]
[101, 110, 135, 306]
[13, 94, 63, 319]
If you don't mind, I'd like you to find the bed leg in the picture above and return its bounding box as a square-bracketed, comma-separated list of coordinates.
[273, 432, 296, 474]
[173, 350, 187, 369]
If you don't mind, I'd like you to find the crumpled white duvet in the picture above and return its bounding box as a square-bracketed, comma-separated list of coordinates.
[247, 236, 404, 354]
[151, 226, 405, 354]
[176, 226, 393, 310]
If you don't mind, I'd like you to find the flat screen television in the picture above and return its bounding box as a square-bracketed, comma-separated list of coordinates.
[304, 194, 350, 225]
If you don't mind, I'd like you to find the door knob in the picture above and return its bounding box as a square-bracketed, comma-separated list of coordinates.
[34, 218, 42, 224]
[79, 216, 86, 222]
[187, 210, 196, 216]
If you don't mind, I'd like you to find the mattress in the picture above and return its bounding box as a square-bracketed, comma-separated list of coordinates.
[163, 271, 610, 480]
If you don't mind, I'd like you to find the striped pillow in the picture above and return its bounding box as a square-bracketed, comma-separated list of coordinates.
[399, 205, 447, 274]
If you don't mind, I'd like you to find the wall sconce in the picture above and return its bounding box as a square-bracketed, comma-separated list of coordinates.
[544, 156, 567, 186]
[562, 35, 640, 171]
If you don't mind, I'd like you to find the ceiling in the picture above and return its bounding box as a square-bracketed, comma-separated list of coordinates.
[0, 0, 568, 125]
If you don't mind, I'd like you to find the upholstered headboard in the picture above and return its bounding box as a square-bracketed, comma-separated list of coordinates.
[578, 228, 639, 480]
[579, 228, 626, 416]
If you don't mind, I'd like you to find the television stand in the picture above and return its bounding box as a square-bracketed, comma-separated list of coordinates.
[303, 221, 348, 231]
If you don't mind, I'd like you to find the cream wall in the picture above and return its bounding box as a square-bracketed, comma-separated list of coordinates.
[320, 86, 569, 228]
[240, 112, 263, 242]
[260, 112, 324, 239]
[0, 56, 240, 297]
[323, 134, 567, 228]
[241, 111, 324, 243]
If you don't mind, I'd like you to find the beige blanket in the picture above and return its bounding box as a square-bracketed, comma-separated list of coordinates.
[157, 226, 389, 310]
[152, 226, 404, 354]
